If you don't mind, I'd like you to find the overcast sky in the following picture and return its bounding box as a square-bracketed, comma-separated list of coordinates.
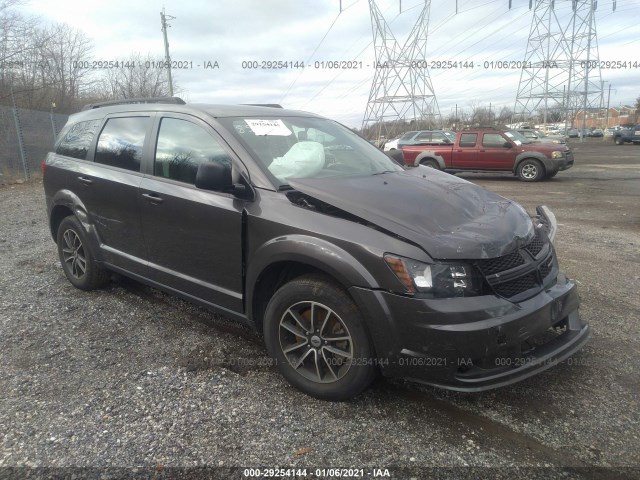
[21, 0, 640, 127]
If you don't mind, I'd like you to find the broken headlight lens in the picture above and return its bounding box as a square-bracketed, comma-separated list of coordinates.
[384, 255, 480, 297]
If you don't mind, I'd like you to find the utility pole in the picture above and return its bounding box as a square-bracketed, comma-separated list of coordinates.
[604, 83, 612, 129]
[160, 7, 175, 96]
[599, 80, 607, 129]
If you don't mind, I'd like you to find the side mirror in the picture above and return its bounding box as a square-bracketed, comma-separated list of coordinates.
[195, 162, 232, 192]
[503, 141, 512, 148]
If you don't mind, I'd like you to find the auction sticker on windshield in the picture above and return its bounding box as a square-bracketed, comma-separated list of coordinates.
[245, 119, 292, 136]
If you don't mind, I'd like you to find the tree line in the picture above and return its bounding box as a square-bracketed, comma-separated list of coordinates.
[0, 0, 174, 114]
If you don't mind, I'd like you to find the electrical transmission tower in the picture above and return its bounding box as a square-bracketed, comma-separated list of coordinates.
[513, 0, 604, 130]
[362, 0, 440, 142]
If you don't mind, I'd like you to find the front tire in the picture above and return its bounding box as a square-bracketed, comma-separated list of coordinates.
[57, 216, 110, 291]
[263, 275, 377, 401]
[517, 159, 545, 182]
[614, 136, 624, 145]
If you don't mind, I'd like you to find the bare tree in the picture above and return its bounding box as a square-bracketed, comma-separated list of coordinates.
[496, 106, 513, 125]
[38, 23, 93, 112]
[96, 53, 173, 99]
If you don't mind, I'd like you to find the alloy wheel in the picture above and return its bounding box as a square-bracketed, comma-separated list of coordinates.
[521, 163, 538, 180]
[278, 301, 354, 384]
[61, 229, 87, 279]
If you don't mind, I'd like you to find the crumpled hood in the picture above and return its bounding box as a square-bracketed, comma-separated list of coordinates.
[288, 167, 534, 260]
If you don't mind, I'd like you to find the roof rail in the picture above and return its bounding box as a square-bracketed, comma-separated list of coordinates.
[242, 103, 283, 108]
[82, 96, 186, 110]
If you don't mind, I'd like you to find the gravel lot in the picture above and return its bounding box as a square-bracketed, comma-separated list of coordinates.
[1, 141, 639, 479]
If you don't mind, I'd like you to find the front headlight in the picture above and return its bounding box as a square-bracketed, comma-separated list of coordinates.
[384, 255, 480, 297]
[551, 151, 564, 159]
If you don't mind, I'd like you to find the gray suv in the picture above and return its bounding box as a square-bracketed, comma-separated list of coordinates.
[43, 97, 590, 400]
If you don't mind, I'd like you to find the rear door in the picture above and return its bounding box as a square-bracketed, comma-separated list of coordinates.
[477, 132, 515, 171]
[77, 114, 153, 275]
[138, 114, 245, 313]
[451, 133, 479, 169]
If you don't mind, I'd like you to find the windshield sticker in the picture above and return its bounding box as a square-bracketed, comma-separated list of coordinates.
[244, 119, 292, 136]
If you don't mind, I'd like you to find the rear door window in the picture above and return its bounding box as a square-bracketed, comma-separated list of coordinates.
[95, 117, 150, 171]
[459, 133, 478, 147]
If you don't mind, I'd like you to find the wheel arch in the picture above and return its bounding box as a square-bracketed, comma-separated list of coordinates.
[246, 236, 379, 334]
[514, 153, 550, 174]
[415, 152, 445, 169]
[48, 190, 102, 259]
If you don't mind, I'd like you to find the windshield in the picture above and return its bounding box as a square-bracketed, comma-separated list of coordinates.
[504, 130, 532, 144]
[218, 116, 403, 187]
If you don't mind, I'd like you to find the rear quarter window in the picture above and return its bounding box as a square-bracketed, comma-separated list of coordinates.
[55, 119, 101, 160]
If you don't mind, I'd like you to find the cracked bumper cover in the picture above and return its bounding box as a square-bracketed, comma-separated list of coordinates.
[349, 272, 590, 392]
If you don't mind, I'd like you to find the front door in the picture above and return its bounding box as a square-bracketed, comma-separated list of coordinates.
[451, 132, 479, 169]
[477, 132, 515, 171]
[139, 115, 245, 313]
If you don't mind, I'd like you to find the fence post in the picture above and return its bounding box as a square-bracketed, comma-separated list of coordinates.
[10, 87, 30, 181]
[50, 103, 58, 143]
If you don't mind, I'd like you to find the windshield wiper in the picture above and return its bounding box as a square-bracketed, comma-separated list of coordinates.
[372, 170, 397, 176]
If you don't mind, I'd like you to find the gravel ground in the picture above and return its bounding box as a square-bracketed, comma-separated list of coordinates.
[1, 141, 639, 479]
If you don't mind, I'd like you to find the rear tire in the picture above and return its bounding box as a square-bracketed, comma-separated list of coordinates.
[263, 275, 377, 401]
[517, 159, 545, 182]
[421, 159, 440, 169]
[57, 216, 110, 291]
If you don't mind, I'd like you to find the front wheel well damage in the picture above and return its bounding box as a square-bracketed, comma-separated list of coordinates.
[251, 261, 347, 336]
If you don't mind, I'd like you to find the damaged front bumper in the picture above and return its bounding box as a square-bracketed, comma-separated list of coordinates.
[350, 271, 590, 392]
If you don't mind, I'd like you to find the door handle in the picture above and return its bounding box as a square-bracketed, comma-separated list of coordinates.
[142, 192, 164, 204]
[77, 176, 94, 185]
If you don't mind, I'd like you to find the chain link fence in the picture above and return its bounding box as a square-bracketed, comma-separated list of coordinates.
[0, 106, 68, 183]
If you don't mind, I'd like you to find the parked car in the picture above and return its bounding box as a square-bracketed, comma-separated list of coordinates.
[604, 128, 615, 137]
[43, 98, 589, 400]
[383, 136, 400, 151]
[516, 128, 566, 145]
[401, 128, 573, 181]
[567, 129, 580, 138]
[397, 130, 453, 148]
[613, 125, 640, 145]
[590, 129, 604, 138]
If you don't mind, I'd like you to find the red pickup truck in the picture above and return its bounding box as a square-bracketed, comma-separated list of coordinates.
[401, 129, 573, 181]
